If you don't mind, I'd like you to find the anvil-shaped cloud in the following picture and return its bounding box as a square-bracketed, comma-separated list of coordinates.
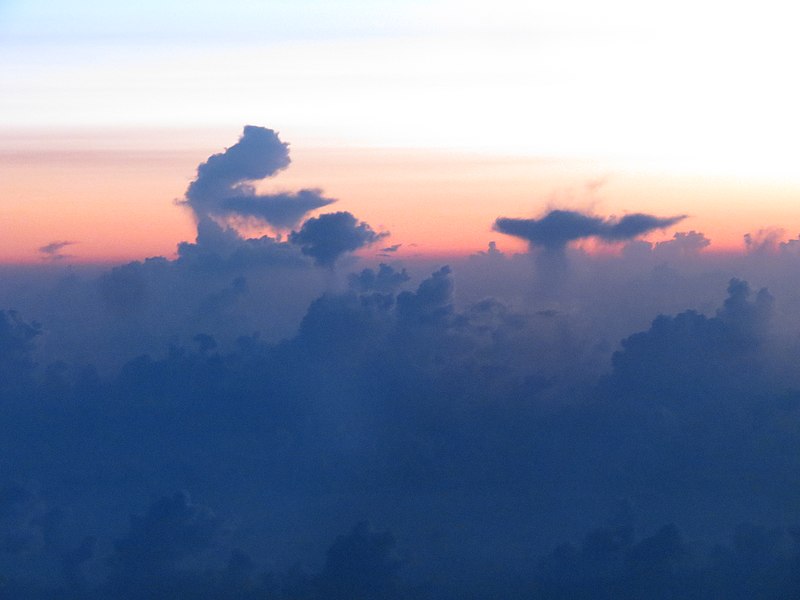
[494, 209, 686, 250]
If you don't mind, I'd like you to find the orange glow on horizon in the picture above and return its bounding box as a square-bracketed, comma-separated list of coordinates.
[2, 129, 800, 265]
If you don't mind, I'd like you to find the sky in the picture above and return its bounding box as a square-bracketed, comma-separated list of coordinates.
[2, 0, 800, 262]
[5, 3, 800, 598]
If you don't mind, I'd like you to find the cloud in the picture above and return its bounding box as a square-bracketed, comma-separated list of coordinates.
[176, 217, 307, 271]
[185, 125, 334, 230]
[493, 209, 686, 251]
[317, 521, 402, 599]
[653, 230, 710, 258]
[4, 260, 800, 596]
[170, 127, 388, 274]
[744, 228, 785, 254]
[108, 492, 220, 577]
[220, 188, 337, 230]
[38, 240, 76, 261]
[396, 266, 453, 324]
[11, 126, 800, 597]
[0, 310, 41, 393]
[289, 211, 388, 267]
[348, 264, 410, 294]
[186, 125, 290, 206]
[609, 278, 773, 403]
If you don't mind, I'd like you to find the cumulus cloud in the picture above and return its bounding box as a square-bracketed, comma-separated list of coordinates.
[348, 263, 410, 293]
[494, 209, 686, 251]
[168, 127, 387, 274]
[396, 266, 453, 324]
[176, 218, 307, 271]
[609, 278, 774, 406]
[4, 262, 800, 596]
[9, 125, 800, 597]
[744, 228, 785, 254]
[289, 211, 388, 267]
[185, 125, 335, 230]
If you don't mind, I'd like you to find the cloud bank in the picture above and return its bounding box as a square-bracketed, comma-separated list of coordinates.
[3, 126, 800, 597]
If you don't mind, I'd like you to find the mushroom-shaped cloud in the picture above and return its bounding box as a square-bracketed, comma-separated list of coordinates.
[494, 209, 686, 251]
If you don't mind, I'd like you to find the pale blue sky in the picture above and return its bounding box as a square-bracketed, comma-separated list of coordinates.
[1, 0, 432, 43]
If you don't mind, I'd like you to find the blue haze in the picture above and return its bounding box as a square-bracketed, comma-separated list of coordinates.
[1, 129, 800, 597]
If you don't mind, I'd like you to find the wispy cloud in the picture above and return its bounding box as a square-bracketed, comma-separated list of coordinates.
[38, 240, 76, 261]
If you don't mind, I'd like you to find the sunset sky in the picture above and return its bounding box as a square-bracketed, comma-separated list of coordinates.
[2, 0, 799, 262]
[7, 4, 800, 596]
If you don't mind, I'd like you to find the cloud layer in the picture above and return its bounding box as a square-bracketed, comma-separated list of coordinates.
[4, 126, 800, 597]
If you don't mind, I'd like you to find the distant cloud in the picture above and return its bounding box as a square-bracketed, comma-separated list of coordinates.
[471, 241, 503, 258]
[38, 240, 76, 261]
[220, 189, 336, 230]
[185, 125, 334, 230]
[348, 263, 409, 293]
[176, 217, 307, 271]
[289, 211, 388, 267]
[187, 125, 290, 205]
[494, 209, 686, 251]
[610, 278, 773, 402]
[654, 231, 710, 257]
[173, 126, 389, 273]
[744, 228, 785, 254]
[396, 266, 453, 324]
[380, 244, 401, 253]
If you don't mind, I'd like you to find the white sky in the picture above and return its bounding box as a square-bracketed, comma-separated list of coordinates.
[2, 0, 800, 180]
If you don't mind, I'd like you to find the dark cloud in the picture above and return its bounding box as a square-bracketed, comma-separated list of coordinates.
[476, 240, 503, 257]
[186, 125, 290, 207]
[289, 211, 388, 267]
[535, 519, 800, 599]
[185, 126, 334, 230]
[0, 310, 41, 394]
[176, 217, 307, 271]
[317, 522, 402, 600]
[396, 265, 453, 324]
[8, 127, 800, 597]
[38, 240, 76, 261]
[494, 209, 686, 250]
[220, 188, 336, 230]
[109, 492, 220, 575]
[98, 260, 154, 315]
[610, 278, 773, 403]
[4, 264, 800, 596]
[348, 263, 410, 293]
[167, 127, 388, 275]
